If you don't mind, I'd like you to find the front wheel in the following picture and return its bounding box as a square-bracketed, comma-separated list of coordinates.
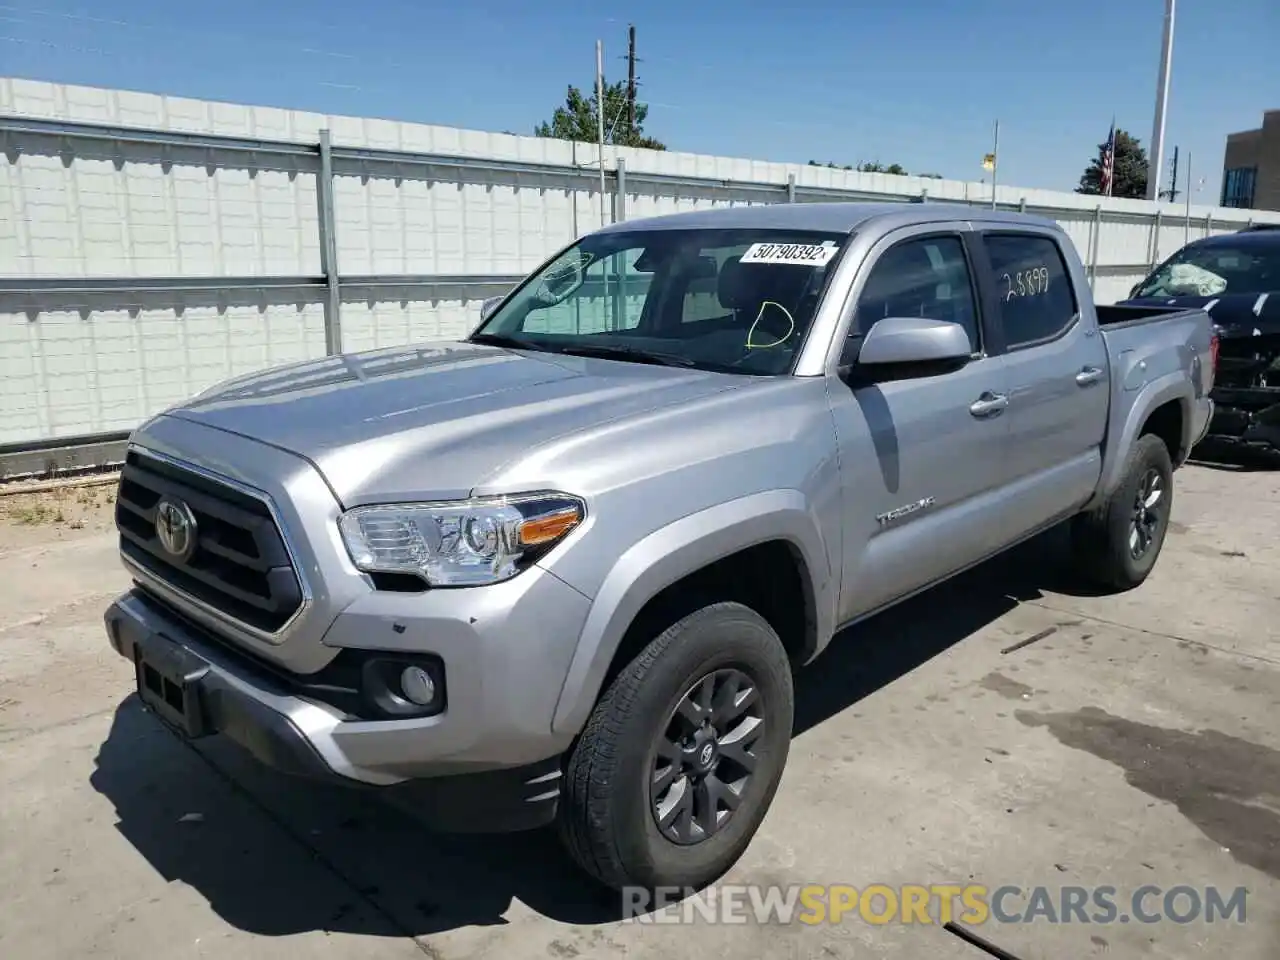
[1070, 433, 1174, 590]
[557, 601, 794, 892]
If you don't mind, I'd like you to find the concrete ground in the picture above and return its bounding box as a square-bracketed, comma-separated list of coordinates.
[1, 462, 1278, 959]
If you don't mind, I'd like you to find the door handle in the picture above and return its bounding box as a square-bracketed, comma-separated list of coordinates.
[1075, 366, 1104, 387]
[969, 392, 1009, 419]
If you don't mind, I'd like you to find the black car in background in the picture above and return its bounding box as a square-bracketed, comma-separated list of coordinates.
[1120, 226, 1280, 458]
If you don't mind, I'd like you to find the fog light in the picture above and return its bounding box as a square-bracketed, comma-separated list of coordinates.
[399, 665, 437, 706]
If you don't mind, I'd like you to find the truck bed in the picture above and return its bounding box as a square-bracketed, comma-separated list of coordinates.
[1093, 301, 1216, 484]
[1096, 303, 1206, 328]
[1098, 302, 1214, 397]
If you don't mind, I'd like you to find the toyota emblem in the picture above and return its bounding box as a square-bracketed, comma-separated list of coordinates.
[700, 743, 715, 766]
[155, 498, 198, 561]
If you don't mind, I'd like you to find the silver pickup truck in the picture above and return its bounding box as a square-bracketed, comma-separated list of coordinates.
[104, 202, 1214, 893]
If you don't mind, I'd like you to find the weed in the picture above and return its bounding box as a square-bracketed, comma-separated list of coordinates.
[11, 503, 57, 525]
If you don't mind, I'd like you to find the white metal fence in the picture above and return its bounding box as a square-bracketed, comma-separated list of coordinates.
[3, 77, 1277, 451]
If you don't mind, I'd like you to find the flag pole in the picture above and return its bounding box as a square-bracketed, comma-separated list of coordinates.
[1106, 115, 1115, 198]
[990, 120, 999, 210]
[1146, 0, 1176, 200]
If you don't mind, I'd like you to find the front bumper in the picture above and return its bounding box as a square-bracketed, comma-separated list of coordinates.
[105, 587, 578, 831]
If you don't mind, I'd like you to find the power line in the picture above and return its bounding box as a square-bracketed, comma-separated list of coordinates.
[0, 3, 424, 71]
[0, 33, 115, 58]
[2, 9, 991, 177]
[3, 5, 973, 151]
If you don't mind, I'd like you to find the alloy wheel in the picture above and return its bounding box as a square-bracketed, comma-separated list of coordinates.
[649, 668, 764, 845]
[1129, 467, 1165, 559]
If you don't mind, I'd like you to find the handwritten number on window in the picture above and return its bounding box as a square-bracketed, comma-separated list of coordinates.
[1001, 266, 1050, 302]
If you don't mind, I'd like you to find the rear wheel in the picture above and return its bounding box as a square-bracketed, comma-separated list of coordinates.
[557, 601, 794, 891]
[1070, 433, 1174, 590]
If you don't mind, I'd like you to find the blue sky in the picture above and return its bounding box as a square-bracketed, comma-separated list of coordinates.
[1, 0, 1275, 202]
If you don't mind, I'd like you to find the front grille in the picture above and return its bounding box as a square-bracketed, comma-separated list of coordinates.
[115, 450, 304, 633]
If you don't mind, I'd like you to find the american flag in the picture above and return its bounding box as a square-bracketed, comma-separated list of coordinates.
[1100, 120, 1116, 197]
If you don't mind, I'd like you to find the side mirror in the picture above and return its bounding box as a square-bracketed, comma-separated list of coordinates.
[856, 316, 973, 369]
[480, 296, 503, 322]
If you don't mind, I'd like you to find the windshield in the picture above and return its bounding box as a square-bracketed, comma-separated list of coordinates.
[470, 227, 849, 375]
[1133, 240, 1280, 298]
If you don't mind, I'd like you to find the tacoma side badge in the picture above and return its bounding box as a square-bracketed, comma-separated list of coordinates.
[876, 496, 937, 527]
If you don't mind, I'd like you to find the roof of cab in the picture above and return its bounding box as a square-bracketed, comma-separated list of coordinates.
[592, 200, 1063, 236]
[1192, 226, 1280, 249]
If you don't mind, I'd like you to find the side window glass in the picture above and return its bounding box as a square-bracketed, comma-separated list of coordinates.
[847, 236, 980, 361]
[982, 234, 1078, 349]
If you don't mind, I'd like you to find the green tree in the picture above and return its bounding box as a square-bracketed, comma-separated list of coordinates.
[810, 160, 937, 177]
[535, 81, 666, 150]
[859, 161, 909, 175]
[1076, 128, 1149, 199]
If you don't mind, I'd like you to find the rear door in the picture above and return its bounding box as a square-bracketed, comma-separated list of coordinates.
[972, 228, 1110, 541]
[827, 224, 1012, 622]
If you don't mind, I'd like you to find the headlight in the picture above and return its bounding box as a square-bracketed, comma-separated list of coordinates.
[337, 493, 584, 587]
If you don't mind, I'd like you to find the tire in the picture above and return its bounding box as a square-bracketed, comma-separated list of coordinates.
[1070, 433, 1174, 591]
[557, 601, 794, 892]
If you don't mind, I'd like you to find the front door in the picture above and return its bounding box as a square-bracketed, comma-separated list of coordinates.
[827, 227, 1012, 624]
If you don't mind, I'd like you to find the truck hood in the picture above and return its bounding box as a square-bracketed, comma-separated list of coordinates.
[167, 340, 745, 505]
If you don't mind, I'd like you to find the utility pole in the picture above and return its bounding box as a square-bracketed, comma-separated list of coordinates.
[1146, 0, 1176, 201]
[1183, 149, 1193, 245]
[596, 39, 606, 228]
[626, 24, 637, 132]
[1165, 146, 1179, 202]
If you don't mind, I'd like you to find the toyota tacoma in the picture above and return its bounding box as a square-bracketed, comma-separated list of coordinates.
[104, 202, 1215, 892]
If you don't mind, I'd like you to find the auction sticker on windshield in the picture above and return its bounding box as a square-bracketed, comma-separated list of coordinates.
[741, 241, 839, 266]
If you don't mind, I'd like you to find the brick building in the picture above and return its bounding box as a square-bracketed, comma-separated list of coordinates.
[1222, 110, 1280, 211]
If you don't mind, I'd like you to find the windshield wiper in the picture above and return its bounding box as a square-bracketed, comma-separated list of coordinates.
[470, 333, 698, 368]
[540, 343, 698, 368]
[469, 332, 543, 351]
